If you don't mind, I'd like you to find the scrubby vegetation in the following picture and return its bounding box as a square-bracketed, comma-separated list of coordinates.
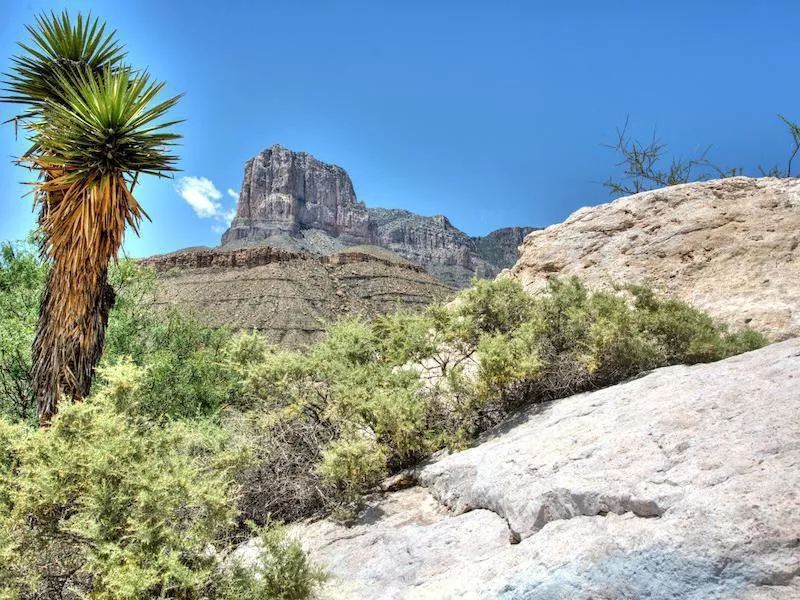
[0, 238, 766, 594]
[602, 114, 800, 196]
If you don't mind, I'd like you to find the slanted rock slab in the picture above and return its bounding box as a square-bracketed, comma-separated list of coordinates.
[260, 339, 800, 599]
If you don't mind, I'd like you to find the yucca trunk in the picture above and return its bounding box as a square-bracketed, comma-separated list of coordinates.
[32, 173, 143, 424]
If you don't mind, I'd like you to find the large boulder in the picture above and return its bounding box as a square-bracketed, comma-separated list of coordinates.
[507, 177, 800, 340]
[241, 339, 800, 598]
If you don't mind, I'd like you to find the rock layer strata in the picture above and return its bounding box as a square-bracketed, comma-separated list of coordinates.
[140, 246, 450, 347]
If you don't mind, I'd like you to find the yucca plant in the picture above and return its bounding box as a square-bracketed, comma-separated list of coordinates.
[2, 11, 181, 425]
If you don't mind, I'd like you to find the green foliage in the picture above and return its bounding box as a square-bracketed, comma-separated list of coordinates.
[222, 277, 765, 521]
[230, 320, 433, 519]
[0, 240, 46, 423]
[101, 261, 235, 420]
[318, 436, 387, 501]
[476, 323, 541, 402]
[0, 365, 322, 599]
[0, 236, 768, 538]
[468, 278, 765, 403]
[1, 11, 126, 117]
[33, 65, 181, 180]
[0, 252, 235, 423]
[0, 397, 226, 598]
[372, 312, 435, 366]
[456, 277, 536, 340]
[220, 524, 325, 600]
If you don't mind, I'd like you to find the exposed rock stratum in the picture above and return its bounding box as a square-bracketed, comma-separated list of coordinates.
[222, 144, 536, 288]
[507, 177, 800, 340]
[139, 245, 450, 347]
[237, 339, 800, 599]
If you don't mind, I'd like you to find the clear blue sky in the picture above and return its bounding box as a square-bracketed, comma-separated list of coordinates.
[1, 0, 798, 257]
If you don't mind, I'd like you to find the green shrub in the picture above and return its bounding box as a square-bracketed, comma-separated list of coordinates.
[456, 277, 536, 340]
[226, 277, 765, 520]
[318, 435, 387, 502]
[314, 319, 377, 366]
[372, 312, 436, 366]
[0, 377, 322, 599]
[0, 240, 46, 423]
[626, 284, 766, 363]
[218, 524, 325, 600]
[469, 278, 767, 406]
[476, 322, 541, 403]
[0, 250, 236, 423]
[0, 399, 229, 598]
[0, 235, 768, 536]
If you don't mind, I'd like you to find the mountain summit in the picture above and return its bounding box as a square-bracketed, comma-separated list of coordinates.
[222, 145, 536, 288]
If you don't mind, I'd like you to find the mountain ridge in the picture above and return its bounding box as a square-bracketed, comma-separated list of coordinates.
[221, 144, 537, 288]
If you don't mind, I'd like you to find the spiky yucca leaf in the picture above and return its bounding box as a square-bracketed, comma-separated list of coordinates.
[32, 65, 182, 185]
[2, 11, 125, 117]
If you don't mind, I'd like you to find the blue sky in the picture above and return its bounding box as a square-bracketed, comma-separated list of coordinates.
[1, 0, 799, 257]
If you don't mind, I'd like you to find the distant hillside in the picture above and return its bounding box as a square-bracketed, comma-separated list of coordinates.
[221, 145, 537, 288]
[140, 245, 451, 347]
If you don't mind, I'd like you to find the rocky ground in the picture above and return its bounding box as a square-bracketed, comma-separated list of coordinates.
[234, 339, 800, 599]
[507, 177, 800, 340]
[140, 245, 450, 346]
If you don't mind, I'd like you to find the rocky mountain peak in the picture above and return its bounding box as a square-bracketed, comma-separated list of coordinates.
[221, 146, 537, 288]
[224, 145, 369, 246]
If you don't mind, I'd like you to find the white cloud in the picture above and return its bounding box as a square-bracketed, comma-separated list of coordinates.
[176, 176, 222, 218]
[176, 176, 238, 231]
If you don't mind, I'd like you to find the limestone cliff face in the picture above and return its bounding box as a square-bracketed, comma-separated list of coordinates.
[221, 145, 536, 288]
[507, 177, 800, 340]
[472, 226, 536, 272]
[222, 145, 370, 246]
[367, 208, 503, 288]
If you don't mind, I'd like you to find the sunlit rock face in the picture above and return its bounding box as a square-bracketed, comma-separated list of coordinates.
[223, 144, 371, 245]
[507, 176, 800, 341]
[221, 145, 537, 288]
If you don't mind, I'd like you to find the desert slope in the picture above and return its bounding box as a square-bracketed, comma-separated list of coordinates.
[140, 245, 450, 347]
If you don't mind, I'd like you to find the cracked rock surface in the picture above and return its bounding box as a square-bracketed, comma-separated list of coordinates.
[238, 339, 800, 599]
[507, 177, 800, 341]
